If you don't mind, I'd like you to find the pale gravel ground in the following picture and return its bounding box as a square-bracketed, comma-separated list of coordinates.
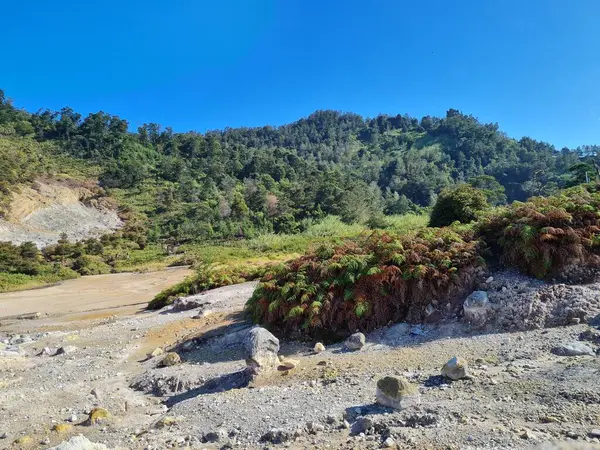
[0, 274, 599, 450]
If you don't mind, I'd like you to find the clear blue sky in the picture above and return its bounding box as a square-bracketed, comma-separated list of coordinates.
[2, 0, 599, 148]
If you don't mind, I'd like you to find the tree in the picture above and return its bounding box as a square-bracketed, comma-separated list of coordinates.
[429, 184, 489, 227]
[469, 175, 507, 205]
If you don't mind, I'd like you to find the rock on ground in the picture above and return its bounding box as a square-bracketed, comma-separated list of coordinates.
[441, 356, 469, 380]
[375, 376, 421, 409]
[244, 326, 280, 374]
[344, 332, 366, 350]
[551, 342, 596, 357]
[463, 290, 493, 327]
[49, 435, 110, 450]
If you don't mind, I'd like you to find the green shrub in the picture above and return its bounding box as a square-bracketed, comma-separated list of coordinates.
[429, 184, 489, 227]
[246, 229, 484, 337]
[477, 183, 600, 278]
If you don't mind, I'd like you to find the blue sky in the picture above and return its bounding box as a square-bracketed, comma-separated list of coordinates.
[1, 0, 599, 148]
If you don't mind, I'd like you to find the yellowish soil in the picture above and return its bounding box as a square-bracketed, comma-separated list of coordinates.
[0, 267, 193, 330]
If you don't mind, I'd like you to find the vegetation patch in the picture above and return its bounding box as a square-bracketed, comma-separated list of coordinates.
[246, 228, 484, 337]
[478, 183, 600, 278]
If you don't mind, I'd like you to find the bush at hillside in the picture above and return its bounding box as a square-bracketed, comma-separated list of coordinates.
[246, 229, 484, 337]
[429, 184, 489, 228]
[478, 183, 600, 278]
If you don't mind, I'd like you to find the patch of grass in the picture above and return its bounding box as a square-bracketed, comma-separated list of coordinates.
[0, 267, 79, 292]
[148, 213, 429, 309]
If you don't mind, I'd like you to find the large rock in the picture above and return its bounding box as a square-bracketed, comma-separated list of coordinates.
[441, 356, 469, 380]
[244, 327, 280, 374]
[551, 342, 595, 357]
[344, 332, 366, 351]
[376, 376, 420, 409]
[49, 435, 109, 450]
[463, 291, 492, 327]
[172, 295, 206, 311]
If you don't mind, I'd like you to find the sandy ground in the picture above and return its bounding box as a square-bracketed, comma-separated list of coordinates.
[0, 267, 192, 332]
[0, 271, 599, 450]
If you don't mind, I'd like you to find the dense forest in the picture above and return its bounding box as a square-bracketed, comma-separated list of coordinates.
[1, 88, 598, 246]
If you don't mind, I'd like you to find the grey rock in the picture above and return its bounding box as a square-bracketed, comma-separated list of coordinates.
[160, 352, 181, 367]
[0, 432, 7, 439]
[306, 421, 325, 433]
[261, 428, 292, 444]
[590, 429, 600, 438]
[383, 436, 396, 448]
[49, 435, 109, 450]
[345, 332, 366, 350]
[353, 416, 374, 434]
[383, 323, 410, 343]
[172, 295, 207, 311]
[39, 347, 58, 357]
[375, 376, 421, 409]
[409, 325, 426, 336]
[203, 428, 228, 443]
[56, 345, 77, 356]
[441, 356, 469, 380]
[244, 327, 280, 374]
[463, 291, 492, 327]
[552, 342, 595, 357]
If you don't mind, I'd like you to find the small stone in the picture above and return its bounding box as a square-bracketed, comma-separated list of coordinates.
[342, 420, 350, 429]
[590, 429, 600, 438]
[485, 276, 494, 283]
[90, 388, 102, 401]
[203, 428, 228, 443]
[313, 342, 325, 353]
[354, 416, 374, 434]
[261, 428, 292, 444]
[383, 437, 396, 448]
[325, 415, 338, 425]
[0, 432, 7, 439]
[41, 438, 50, 445]
[69, 414, 78, 423]
[39, 347, 58, 357]
[147, 348, 164, 358]
[278, 358, 299, 370]
[570, 317, 581, 325]
[13, 436, 33, 446]
[86, 407, 110, 425]
[441, 356, 469, 380]
[160, 352, 181, 367]
[155, 417, 176, 428]
[306, 421, 325, 434]
[52, 423, 73, 433]
[344, 332, 366, 351]
[56, 345, 77, 356]
[375, 376, 420, 409]
[551, 342, 595, 357]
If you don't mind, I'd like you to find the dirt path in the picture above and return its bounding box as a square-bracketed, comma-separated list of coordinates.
[0, 267, 192, 331]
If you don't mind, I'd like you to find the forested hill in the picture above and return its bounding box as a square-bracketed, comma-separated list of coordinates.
[0, 89, 596, 244]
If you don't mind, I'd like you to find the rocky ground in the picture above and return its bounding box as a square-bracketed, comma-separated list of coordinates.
[0, 180, 121, 247]
[1, 271, 600, 449]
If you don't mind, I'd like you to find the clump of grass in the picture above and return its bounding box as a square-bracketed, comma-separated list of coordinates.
[148, 262, 275, 309]
[0, 267, 79, 292]
[246, 228, 483, 337]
